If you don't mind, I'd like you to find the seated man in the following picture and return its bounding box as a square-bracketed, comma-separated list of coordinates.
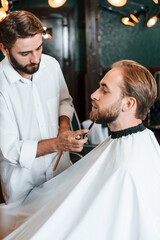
[1, 60, 160, 240]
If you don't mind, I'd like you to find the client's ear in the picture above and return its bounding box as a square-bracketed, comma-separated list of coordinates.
[0, 43, 9, 57]
[122, 96, 136, 112]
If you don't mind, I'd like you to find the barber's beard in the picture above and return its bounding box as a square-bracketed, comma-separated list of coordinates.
[89, 98, 122, 124]
[9, 50, 40, 75]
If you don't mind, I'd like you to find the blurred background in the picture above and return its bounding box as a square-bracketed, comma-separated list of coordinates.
[0, 0, 160, 129]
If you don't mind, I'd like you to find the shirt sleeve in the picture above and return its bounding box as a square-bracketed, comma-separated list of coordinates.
[19, 140, 38, 169]
[57, 64, 74, 120]
[0, 93, 38, 169]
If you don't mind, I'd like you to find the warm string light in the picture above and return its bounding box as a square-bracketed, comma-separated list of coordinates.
[121, 12, 140, 27]
[130, 13, 139, 23]
[146, 5, 160, 28]
[42, 26, 53, 39]
[0, 0, 9, 22]
[147, 16, 158, 27]
[102, 1, 160, 28]
[0, 0, 13, 22]
[48, 0, 67, 8]
[0, 7, 7, 21]
[153, 0, 158, 4]
[122, 7, 160, 28]
[107, 0, 127, 7]
[0, 0, 20, 22]
[1, 0, 9, 11]
[43, 33, 52, 39]
[121, 16, 135, 26]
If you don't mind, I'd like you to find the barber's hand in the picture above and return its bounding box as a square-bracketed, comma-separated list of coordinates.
[57, 129, 89, 152]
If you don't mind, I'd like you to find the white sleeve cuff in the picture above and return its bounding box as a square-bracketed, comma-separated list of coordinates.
[19, 140, 38, 169]
[59, 105, 74, 120]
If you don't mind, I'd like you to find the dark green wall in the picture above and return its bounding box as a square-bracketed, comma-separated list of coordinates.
[98, 0, 160, 67]
[13, 0, 85, 72]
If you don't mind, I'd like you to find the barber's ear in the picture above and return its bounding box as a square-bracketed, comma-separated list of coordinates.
[0, 43, 9, 57]
[122, 97, 136, 112]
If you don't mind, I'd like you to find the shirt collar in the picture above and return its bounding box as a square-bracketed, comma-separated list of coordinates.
[110, 123, 146, 139]
[2, 55, 46, 84]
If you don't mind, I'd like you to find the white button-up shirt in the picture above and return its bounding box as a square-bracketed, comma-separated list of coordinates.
[0, 54, 74, 203]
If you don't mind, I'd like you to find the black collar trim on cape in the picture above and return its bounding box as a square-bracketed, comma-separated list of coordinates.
[111, 123, 146, 139]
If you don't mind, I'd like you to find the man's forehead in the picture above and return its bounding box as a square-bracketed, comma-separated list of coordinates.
[101, 67, 123, 87]
[12, 34, 42, 51]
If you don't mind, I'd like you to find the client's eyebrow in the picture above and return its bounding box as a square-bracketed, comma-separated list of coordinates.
[100, 82, 111, 91]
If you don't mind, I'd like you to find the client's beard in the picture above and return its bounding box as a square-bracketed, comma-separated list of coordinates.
[89, 110, 119, 124]
[89, 99, 121, 124]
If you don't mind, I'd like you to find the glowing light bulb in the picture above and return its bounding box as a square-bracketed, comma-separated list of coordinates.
[130, 14, 139, 23]
[122, 17, 129, 24]
[48, 0, 67, 8]
[107, 0, 127, 7]
[0, 7, 6, 22]
[1, 0, 9, 12]
[153, 0, 158, 4]
[147, 16, 157, 27]
[122, 17, 135, 26]
[55, 0, 62, 3]
[43, 33, 52, 39]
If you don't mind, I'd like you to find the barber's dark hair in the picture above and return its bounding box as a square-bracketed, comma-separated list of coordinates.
[0, 10, 44, 49]
[112, 60, 157, 120]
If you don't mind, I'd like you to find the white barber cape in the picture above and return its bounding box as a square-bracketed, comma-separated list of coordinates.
[1, 125, 160, 240]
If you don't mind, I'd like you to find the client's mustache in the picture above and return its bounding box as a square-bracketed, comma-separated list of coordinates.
[91, 101, 98, 108]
